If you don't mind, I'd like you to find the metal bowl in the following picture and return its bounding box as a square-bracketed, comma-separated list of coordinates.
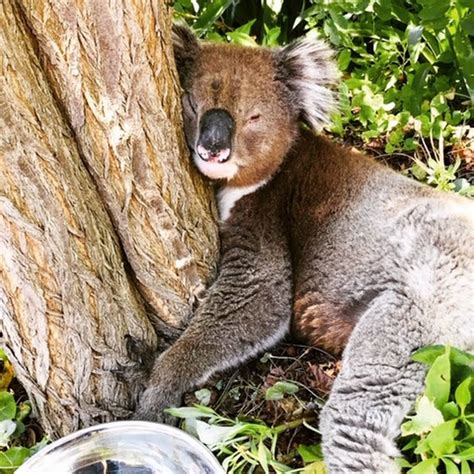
[17, 421, 224, 474]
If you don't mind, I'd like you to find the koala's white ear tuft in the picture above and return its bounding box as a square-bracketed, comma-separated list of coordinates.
[172, 23, 200, 85]
[275, 37, 340, 131]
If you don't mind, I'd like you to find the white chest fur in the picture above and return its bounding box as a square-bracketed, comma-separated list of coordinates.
[217, 182, 267, 222]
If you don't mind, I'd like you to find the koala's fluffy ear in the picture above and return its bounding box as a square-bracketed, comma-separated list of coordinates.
[172, 24, 200, 85]
[275, 37, 340, 131]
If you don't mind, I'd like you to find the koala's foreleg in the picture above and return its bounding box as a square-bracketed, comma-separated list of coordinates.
[135, 215, 292, 423]
[319, 293, 431, 474]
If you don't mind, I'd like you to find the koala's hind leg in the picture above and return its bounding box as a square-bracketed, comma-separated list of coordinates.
[319, 292, 432, 474]
[320, 202, 474, 473]
[134, 210, 293, 423]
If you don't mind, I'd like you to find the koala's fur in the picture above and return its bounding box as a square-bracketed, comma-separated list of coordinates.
[135, 25, 474, 473]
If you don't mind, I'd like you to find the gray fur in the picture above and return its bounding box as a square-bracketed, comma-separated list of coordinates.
[275, 37, 340, 130]
[135, 190, 293, 423]
[135, 27, 474, 473]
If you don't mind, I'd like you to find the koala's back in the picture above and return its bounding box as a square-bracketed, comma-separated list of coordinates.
[258, 131, 474, 353]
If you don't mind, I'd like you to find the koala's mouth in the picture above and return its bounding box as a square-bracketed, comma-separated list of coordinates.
[197, 145, 231, 163]
[193, 149, 238, 181]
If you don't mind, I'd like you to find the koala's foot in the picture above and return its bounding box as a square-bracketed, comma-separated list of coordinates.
[321, 423, 400, 473]
[133, 386, 182, 426]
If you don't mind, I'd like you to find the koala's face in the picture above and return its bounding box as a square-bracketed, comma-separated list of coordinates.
[173, 26, 339, 186]
[179, 44, 297, 186]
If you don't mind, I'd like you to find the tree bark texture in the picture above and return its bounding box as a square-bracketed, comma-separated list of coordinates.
[0, 0, 219, 438]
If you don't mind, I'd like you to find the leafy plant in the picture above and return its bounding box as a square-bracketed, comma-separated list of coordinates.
[407, 132, 474, 196]
[398, 346, 474, 474]
[167, 403, 323, 473]
[0, 349, 47, 473]
[303, 0, 473, 149]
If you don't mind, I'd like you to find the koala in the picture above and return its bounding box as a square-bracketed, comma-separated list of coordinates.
[135, 25, 474, 473]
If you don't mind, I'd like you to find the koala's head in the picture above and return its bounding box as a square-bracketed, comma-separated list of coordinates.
[173, 25, 339, 187]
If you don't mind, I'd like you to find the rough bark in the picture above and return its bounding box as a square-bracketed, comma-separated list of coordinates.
[17, 0, 219, 328]
[0, 0, 218, 438]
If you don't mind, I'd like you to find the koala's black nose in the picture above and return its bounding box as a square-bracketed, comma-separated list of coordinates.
[197, 108, 234, 162]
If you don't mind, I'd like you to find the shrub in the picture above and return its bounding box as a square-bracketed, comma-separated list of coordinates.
[398, 346, 474, 474]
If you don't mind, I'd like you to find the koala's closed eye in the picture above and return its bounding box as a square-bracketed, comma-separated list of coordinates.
[247, 113, 261, 123]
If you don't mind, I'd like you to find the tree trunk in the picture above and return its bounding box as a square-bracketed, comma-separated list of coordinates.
[0, 0, 219, 438]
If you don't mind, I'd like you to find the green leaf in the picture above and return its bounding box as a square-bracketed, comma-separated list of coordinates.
[461, 460, 471, 474]
[302, 460, 327, 474]
[414, 436, 431, 455]
[442, 401, 460, 420]
[262, 26, 281, 47]
[15, 401, 31, 422]
[461, 14, 474, 36]
[450, 446, 474, 461]
[0, 392, 16, 421]
[265, 381, 299, 401]
[29, 436, 49, 456]
[407, 458, 438, 474]
[338, 49, 351, 71]
[411, 64, 431, 98]
[443, 458, 460, 474]
[413, 346, 474, 369]
[401, 395, 444, 436]
[426, 419, 457, 457]
[374, 1, 393, 22]
[226, 31, 258, 47]
[13, 419, 25, 438]
[186, 418, 242, 446]
[233, 19, 256, 36]
[297, 444, 323, 463]
[401, 436, 418, 452]
[455, 377, 472, 414]
[0, 447, 31, 470]
[419, 2, 450, 21]
[411, 345, 444, 366]
[271, 460, 295, 472]
[165, 405, 215, 419]
[424, 347, 451, 409]
[206, 31, 225, 43]
[396, 457, 413, 469]
[410, 162, 428, 181]
[193, 0, 233, 33]
[258, 440, 270, 474]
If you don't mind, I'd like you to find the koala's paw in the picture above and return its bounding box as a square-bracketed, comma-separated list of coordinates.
[133, 386, 182, 426]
